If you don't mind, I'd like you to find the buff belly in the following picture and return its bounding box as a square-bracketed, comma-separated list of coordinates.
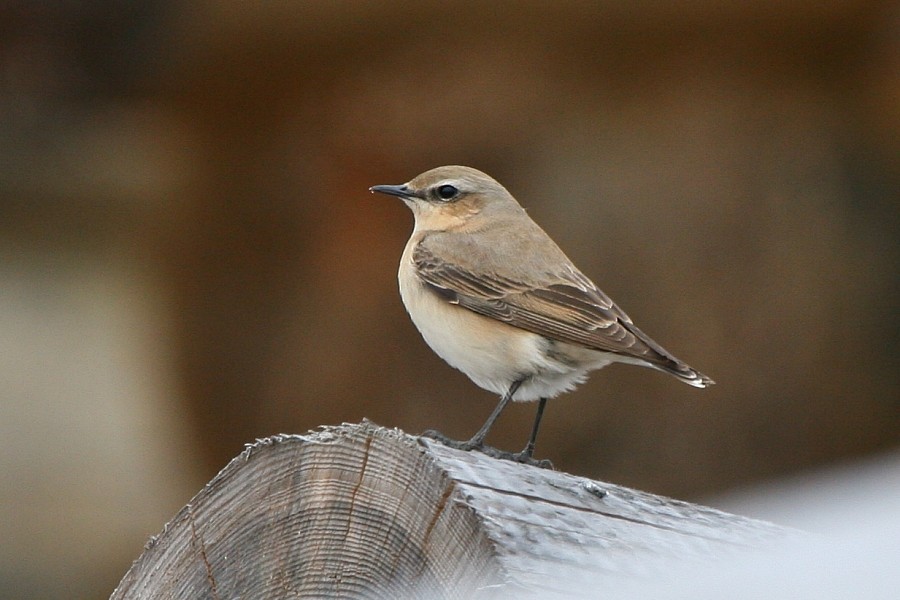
[399, 265, 613, 401]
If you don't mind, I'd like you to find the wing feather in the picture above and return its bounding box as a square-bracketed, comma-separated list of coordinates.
[412, 243, 687, 370]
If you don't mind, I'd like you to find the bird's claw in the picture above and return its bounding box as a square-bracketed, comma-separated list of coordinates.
[419, 430, 553, 469]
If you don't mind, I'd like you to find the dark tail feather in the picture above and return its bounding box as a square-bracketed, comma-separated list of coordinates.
[623, 321, 715, 388]
[668, 364, 715, 388]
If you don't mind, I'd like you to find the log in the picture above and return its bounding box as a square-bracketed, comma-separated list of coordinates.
[111, 421, 793, 599]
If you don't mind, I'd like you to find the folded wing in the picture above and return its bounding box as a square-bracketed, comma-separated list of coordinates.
[413, 243, 713, 386]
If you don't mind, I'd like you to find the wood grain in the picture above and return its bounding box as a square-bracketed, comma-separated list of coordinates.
[112, 422, 793, 599]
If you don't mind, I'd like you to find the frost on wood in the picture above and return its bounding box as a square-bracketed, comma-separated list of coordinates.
[111, 421, 793, 599]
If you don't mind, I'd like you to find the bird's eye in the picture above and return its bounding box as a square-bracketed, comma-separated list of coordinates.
[435, 184, 459, 200]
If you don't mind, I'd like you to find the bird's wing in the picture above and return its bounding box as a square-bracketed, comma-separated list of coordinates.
[412, 242, 679, 366]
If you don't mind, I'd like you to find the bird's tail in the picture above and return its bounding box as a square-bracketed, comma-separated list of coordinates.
[624, 321, 715, 388]
[667, 365, 715, 388]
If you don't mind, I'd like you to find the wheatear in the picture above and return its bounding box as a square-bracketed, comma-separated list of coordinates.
[371, 166, 713, 464]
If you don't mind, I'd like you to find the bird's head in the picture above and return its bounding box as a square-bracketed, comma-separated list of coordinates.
[370, 165, 523, 232]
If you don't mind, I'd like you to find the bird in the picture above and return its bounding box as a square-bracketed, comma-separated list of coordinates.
[370, 166, 713, 465]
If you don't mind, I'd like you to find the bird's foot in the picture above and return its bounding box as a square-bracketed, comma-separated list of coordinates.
[420, 429, 483, 451]
[507, 450, 554, 470]
[419, 430, 554, 469]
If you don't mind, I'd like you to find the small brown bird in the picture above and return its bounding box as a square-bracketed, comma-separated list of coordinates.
[371, 166, 713, 464]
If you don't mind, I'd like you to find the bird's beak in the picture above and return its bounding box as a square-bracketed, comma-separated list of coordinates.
[369, 184, 418, 199]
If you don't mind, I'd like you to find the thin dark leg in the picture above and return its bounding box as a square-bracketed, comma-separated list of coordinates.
[420, 378, 552, 467]
[464, 378, 525, 449]
[520, 397, 548, 458]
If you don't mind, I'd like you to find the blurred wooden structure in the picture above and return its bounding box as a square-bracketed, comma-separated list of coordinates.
[111, 422, 792, 599]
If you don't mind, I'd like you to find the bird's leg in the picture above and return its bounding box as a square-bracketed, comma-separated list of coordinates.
[519, 397, 547, 459]
[423, 379, 553, 468]
[461, 378, 524, 450]
[505, 397, 553, 468]
[420, 379, 523, 449]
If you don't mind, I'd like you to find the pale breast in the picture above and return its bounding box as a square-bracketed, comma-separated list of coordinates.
[398, 239, 600, 400]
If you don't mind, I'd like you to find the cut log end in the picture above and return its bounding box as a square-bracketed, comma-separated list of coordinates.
[112, 421, 795, 599]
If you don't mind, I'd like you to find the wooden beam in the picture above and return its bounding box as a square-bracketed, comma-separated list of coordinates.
[112, 421, 793, 599]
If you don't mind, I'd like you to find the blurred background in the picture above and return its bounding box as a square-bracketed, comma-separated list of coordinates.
[1, 1, 897, 598]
